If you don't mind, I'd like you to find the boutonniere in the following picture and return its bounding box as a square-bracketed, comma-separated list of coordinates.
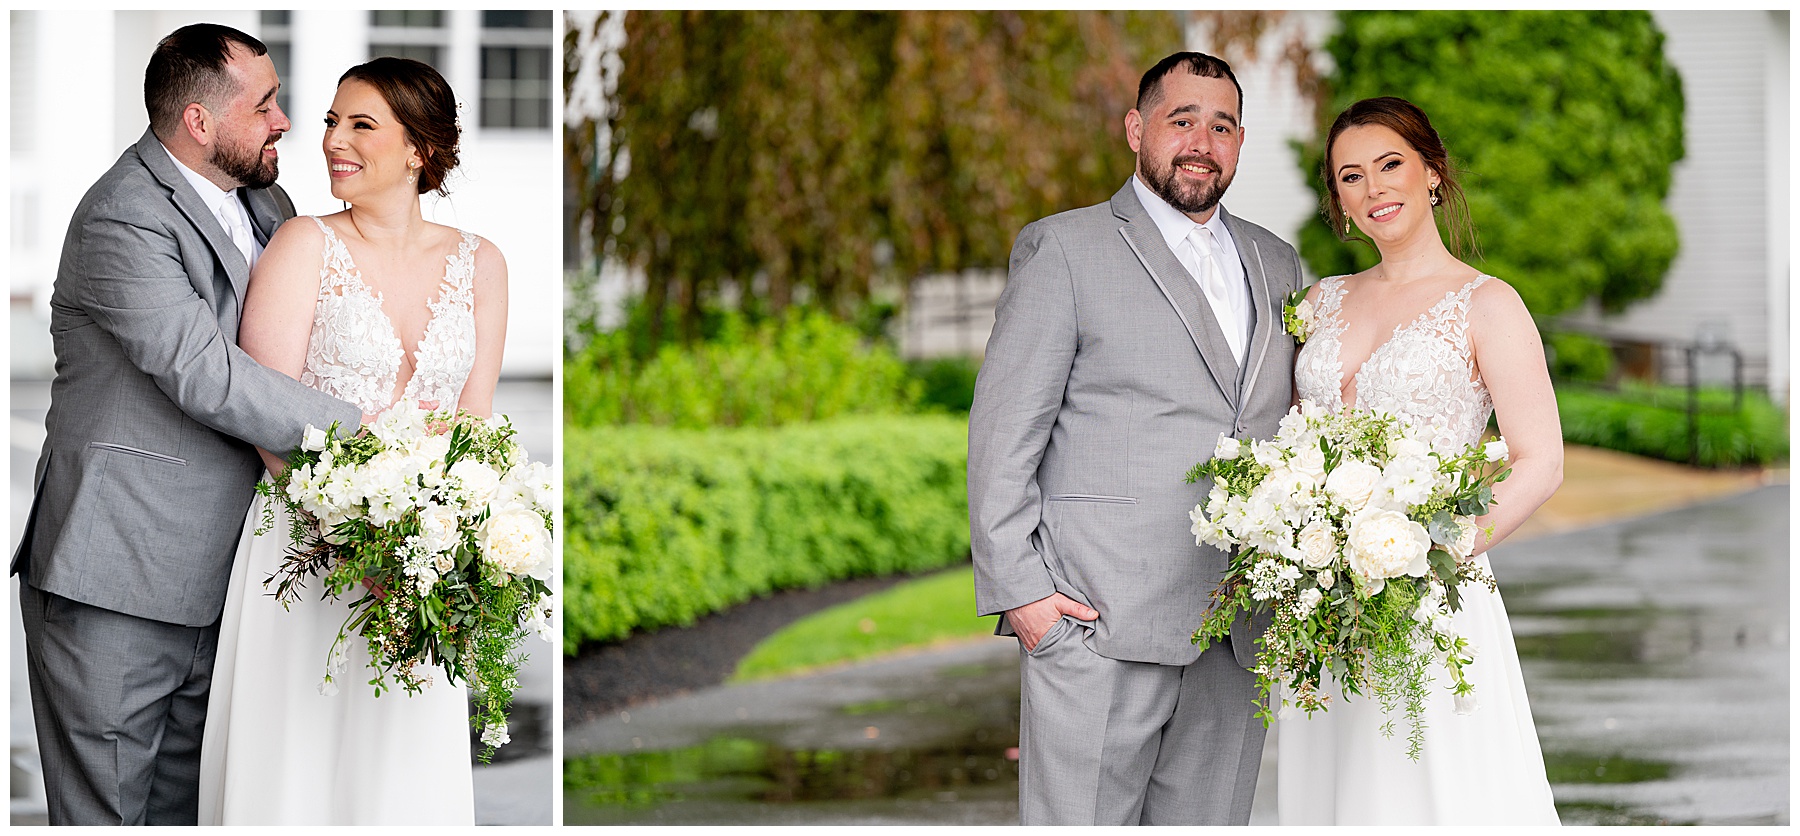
[1283, 288, 1317, 342]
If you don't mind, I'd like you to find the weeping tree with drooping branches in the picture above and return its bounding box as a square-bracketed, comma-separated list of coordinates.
[564, 10, 1181, 350]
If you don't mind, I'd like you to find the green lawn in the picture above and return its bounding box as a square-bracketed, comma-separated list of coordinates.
[730, 564, 997, 681]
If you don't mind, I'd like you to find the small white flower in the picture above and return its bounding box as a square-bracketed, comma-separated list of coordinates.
[526, 596, 556, 642]
[1316, 570, 1335, 591]
[1295, 586, 1324, 618]
[1484, 439, 1510, 462]
[1214, 434, 1241, 461]
[301, 425, 329, 452]
[1453, 690, 1479, 715]
[481, 723, 511, 748]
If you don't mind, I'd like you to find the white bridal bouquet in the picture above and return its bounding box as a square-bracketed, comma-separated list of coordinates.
[256, 401, 557, 761]
[1186, 400, 1509, 758]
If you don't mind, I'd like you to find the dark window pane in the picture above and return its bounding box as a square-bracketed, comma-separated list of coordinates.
[371, 10, 443, 28]
[482, 10, 552, 29]
[260, 11, 291, 26]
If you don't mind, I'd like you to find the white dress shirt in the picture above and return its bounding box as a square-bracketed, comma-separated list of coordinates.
[1131, 173, 1250, 364]
[161, 142, 265, 267]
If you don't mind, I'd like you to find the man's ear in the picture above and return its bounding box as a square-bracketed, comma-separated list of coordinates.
[1125, 108, 1143, 153]
[182, 102, 212, 147]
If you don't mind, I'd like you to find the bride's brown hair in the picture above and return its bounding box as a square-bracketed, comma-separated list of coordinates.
[338, 57, 462, 197]
[1322, 97, 1479, 260]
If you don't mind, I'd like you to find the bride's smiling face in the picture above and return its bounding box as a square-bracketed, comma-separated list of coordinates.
[1330, 124, 1441, 248]
[322, 79, 422, 203]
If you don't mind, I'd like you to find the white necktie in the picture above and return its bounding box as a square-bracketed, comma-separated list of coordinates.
[1186, 225, 1244, 363]
[218, 198, 254, 268]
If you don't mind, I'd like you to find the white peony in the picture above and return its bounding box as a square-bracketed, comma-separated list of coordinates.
[1346, 507, 1432, 583]
[479, 507, 552, 580]
[1324, 458, 1383, 511]
[1296, 520, 1338, 570]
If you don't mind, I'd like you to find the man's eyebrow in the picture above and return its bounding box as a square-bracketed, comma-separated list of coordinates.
[255, 85, 278, 108]
[1167, 103, 1238, 127]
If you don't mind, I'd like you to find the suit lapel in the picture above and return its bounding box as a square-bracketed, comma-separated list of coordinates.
[1111, 182, 1239, 408]
[244, 186, 286, 246]
[135, 130, 252, 314]
[1223, 208, 1278, 412]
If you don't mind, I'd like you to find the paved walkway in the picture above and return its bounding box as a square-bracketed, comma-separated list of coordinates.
[9, 379, 555, 825]
[565, 458, 1787, 825]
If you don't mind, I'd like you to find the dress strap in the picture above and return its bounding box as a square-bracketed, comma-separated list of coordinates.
[309, 216, 360, 295]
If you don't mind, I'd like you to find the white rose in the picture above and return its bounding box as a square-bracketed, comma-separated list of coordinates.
[417, 503, 462, 554]
[1295, 298, 1317, 330]
[1296, 520, 1338, 570]
[1316, 570, 1336, 590]
[1345, 507, 1432, 582]
[1290, 443, 1328, 486]
[1214, 434, 1241, 461]
[301, 424, 329, 452]
[1297, 586, 1323, 615]
[449, 459, 503, 511]
[1324, 458, 1383, 511]
[480, 507, 552, 580]
[1390, 435, 1430, 461]
[1484, 439, 1510, 462]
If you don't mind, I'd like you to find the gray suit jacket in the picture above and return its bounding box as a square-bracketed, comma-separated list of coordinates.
[969, 180, 1301, 666]
[11, 128, 362, 627]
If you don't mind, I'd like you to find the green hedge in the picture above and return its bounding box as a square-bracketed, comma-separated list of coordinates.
[906, 356, 982, 414]
[1557, 384, 1787, 468]
[563, 415, 971, 652]
[564, 308, 920, 429]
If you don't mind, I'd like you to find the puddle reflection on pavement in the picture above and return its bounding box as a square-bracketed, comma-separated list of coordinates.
[565, 486, 1787, 825]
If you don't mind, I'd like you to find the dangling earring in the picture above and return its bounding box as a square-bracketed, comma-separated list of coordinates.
[1343, 214, 1353, 237]
[1430, 183, 1441, 207]
[406, 162, 418, 187]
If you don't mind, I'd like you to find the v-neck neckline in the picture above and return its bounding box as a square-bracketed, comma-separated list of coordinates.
[1328, 273, 1487, 411]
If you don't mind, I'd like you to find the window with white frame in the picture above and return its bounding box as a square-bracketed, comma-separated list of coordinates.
[478, 10, 552, 130]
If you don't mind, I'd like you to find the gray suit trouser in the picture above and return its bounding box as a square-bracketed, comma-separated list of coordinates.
[1019, 616, 1265, 825]
[19, 579, 218, 825]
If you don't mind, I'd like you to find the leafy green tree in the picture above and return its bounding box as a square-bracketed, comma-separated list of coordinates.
[564, 11, 1180, 345]
[1297, 11, 1684, 316]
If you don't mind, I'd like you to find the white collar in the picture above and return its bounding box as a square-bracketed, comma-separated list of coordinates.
[1131, 172, 1233, 253]
[160, 141, 242, 221]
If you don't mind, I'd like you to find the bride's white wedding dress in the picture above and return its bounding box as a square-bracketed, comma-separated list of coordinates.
[197, 217, 482, 825]
[1281, 274, 1559, 825]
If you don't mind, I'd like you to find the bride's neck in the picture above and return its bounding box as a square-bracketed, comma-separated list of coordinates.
[343, 193, 425, 244]
[1370, 230, 1458, 285]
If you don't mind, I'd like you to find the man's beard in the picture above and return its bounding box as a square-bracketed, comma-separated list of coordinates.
[212, 133, 279, 190]
[1142, 153, 1233, 217]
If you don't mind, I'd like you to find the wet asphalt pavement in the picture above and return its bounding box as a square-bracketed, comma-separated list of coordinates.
[563, 484, 1789, 826]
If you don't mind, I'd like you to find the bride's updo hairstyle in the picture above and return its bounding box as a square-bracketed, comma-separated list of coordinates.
[1322, 96, 1478, 260]
[338, 57, 462, 197]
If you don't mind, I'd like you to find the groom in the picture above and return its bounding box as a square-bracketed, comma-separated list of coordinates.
[11, 23, 361, 825]
[969, 52, 1301, 824]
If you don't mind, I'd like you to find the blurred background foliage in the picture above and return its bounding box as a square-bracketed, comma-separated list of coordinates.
[1295, 10, 1685, 317]
[564, 10, 1181, 348]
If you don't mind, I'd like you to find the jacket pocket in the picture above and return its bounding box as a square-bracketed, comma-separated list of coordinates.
[1044, 494, 1136, 504]
[88, 442, 187, 467]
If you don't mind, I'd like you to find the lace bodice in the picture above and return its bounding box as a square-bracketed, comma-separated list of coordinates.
[299, 216, 479, 414]
[1294, 274, 1494, 455]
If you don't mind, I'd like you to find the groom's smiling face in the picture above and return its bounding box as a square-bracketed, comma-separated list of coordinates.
[1126, 72, 1245, 224]
[207, 45, 289, 190]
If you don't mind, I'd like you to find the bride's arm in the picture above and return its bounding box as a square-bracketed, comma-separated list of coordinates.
[239, 219, 328, 475]
[1467, 278, 1563, 556]
[454, 238, 509, 418]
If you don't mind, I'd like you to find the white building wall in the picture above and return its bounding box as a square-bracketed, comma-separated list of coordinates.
[9, 10, 559, 378]
[1561, 10, 1786, 397]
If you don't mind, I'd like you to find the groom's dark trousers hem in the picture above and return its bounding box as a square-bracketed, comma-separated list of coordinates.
[19, 578, 218, 825]
[1017, 616, 1265, 825]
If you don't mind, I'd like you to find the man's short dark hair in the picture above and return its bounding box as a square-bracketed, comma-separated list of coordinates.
[1136, 52, 1243, 121]
[145, 23, 269, 140]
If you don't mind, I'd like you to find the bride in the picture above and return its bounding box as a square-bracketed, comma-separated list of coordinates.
[196, 57, 508, 825]
[1281, 96, 1562, 825]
